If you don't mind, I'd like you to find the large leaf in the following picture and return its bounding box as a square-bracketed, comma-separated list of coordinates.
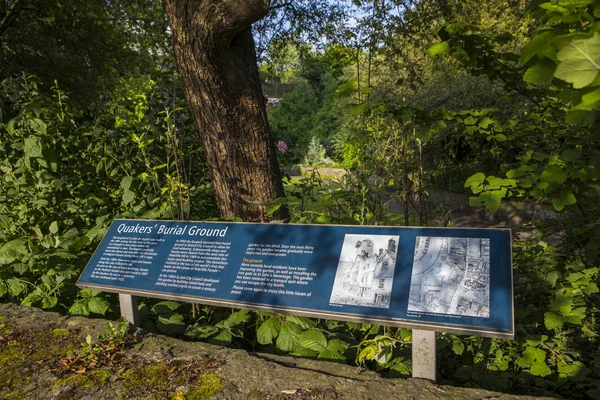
[156, 313, 186, 335]
[552, 189, 577, 211]
[27, 118, 47, 135]
[257, 317, 281, 345]
[544, 312, 564, 330]
[317, 348, 346, 360]
[524, 60, 556, 84]
[298, 329, 328, 353]
[222, 310, 250, 328]
[0, 239, 28, 265]
[469, 190, 504, 213]
[540, 164, 568, 184]
[285, 315, 316, 329]
[554, 33, 600, 88]
[275, 321, 301, 352]
[24, 136, 43, 158]
[151, 301, 181, 315]
[427, 41, 450, 58]
[464, 172, 486, 193]
[521, 31, 556, 65]
[88, 297, 110, 315]
[69, 299, 91, 316]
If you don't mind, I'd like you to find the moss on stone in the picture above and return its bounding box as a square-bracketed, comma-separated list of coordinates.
[29, 329, 78, 362]
[53, 368, 112, 389]
[121, 364, 173, 399]
[2, 391, 27, 400]
[183, 373, 223, 400]
[51, 328, 71, 339]
[0, 346, 27, 390]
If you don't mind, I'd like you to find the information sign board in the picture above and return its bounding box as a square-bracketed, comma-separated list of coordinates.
[77, 219, 514, 339]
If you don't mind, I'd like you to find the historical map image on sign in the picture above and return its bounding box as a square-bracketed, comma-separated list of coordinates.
[408, 236, 490, 318]
[329, 234, 399, 309]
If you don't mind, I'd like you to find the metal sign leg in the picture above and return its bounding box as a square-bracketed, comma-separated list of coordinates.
[412, 329, 437, 382]
[119, 294, 140, 326]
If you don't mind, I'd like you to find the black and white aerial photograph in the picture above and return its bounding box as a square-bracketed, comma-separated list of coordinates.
[329, 234, 399, 309]
[407, 236, 490, 318]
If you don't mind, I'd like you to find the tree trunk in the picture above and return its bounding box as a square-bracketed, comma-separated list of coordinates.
[163, 0, 288, 222]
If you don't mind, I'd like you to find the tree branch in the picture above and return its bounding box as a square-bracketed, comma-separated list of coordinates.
[0, 0, 21, 37]
[207, 0, 269, 42]
[164, 0, 268, 47]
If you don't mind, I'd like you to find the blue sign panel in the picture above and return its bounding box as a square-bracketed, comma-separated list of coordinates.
[77, 219, 514, 339]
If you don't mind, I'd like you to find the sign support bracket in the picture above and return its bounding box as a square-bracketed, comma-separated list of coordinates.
[412, 329, 437, 381]
[119, 294, 140, 326]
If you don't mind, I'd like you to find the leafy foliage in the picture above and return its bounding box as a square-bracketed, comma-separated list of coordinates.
[1, 0, 600, 398]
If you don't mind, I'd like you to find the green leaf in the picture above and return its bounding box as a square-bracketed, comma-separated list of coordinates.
[478, 117, 495, 129]
[315, 215, 330, 224]
[524, 60, 556, 84]
[257, 317, 281, 345]
[554, 33, 600, 88]
[41, 295, 58, 309]
[120, 176, 133, 191]
[285, 315, 316, 329]
[80, 289, 101, 299]
[327, 338, 349, 354]
[464, 172, 486, 193]
[212, 329, 233, 343]
[584, 282, 599, 295]
[298, 329, 328, 353]
[451, 336, 465, 355]
[88, 297, 110, 315]
[518, 347, 547, 367]
[27, 118, 47, 135]
[415, 128, 431, 142]
[184, 325, 220, 340]
[0, 281, 7, 298]
[156, 313, 186, 335]
[373, 346, 393, 365]
[561, 148, 583, 162]
[553, 189, 577, 211]
[530, 362, 552, 377]
[265, 203, 282, 216]
[350, 104, 366, 115]
[521, 31, 556, 65]
[470, 191, 504, 213]
[151, 301, 181, 315]
[49, 221, 58, 235]
[68, 236, 90, 253]
[558, 361, 589, 377]
[24, 136, 43, 158]
[581, 88, 600, 105]
[69, 299, 90, 316]
[566, 106, 596, 125]
[541, 164, 568, 184]
[276, 321, 301, 352]
[463, 115, 477, 125]
[427, 41, 450, 58]
[0, 239, 28, 265]
[486, 176, 516, 189]
[544, 312, 564, 330]
[122, 189, 135, 205]
[222, 310, 250, 328]
[6, 278, 25, 297]
[317, 348, 346, 360]
[358, 344, 378, 362]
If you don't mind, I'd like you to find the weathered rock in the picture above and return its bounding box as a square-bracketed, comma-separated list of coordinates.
[0, 303, 557, 399]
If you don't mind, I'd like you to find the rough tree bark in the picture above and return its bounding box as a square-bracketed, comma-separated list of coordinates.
[162, 0, 289, 222]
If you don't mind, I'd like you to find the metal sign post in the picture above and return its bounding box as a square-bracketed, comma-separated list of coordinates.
[412, 329, 437, 381]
